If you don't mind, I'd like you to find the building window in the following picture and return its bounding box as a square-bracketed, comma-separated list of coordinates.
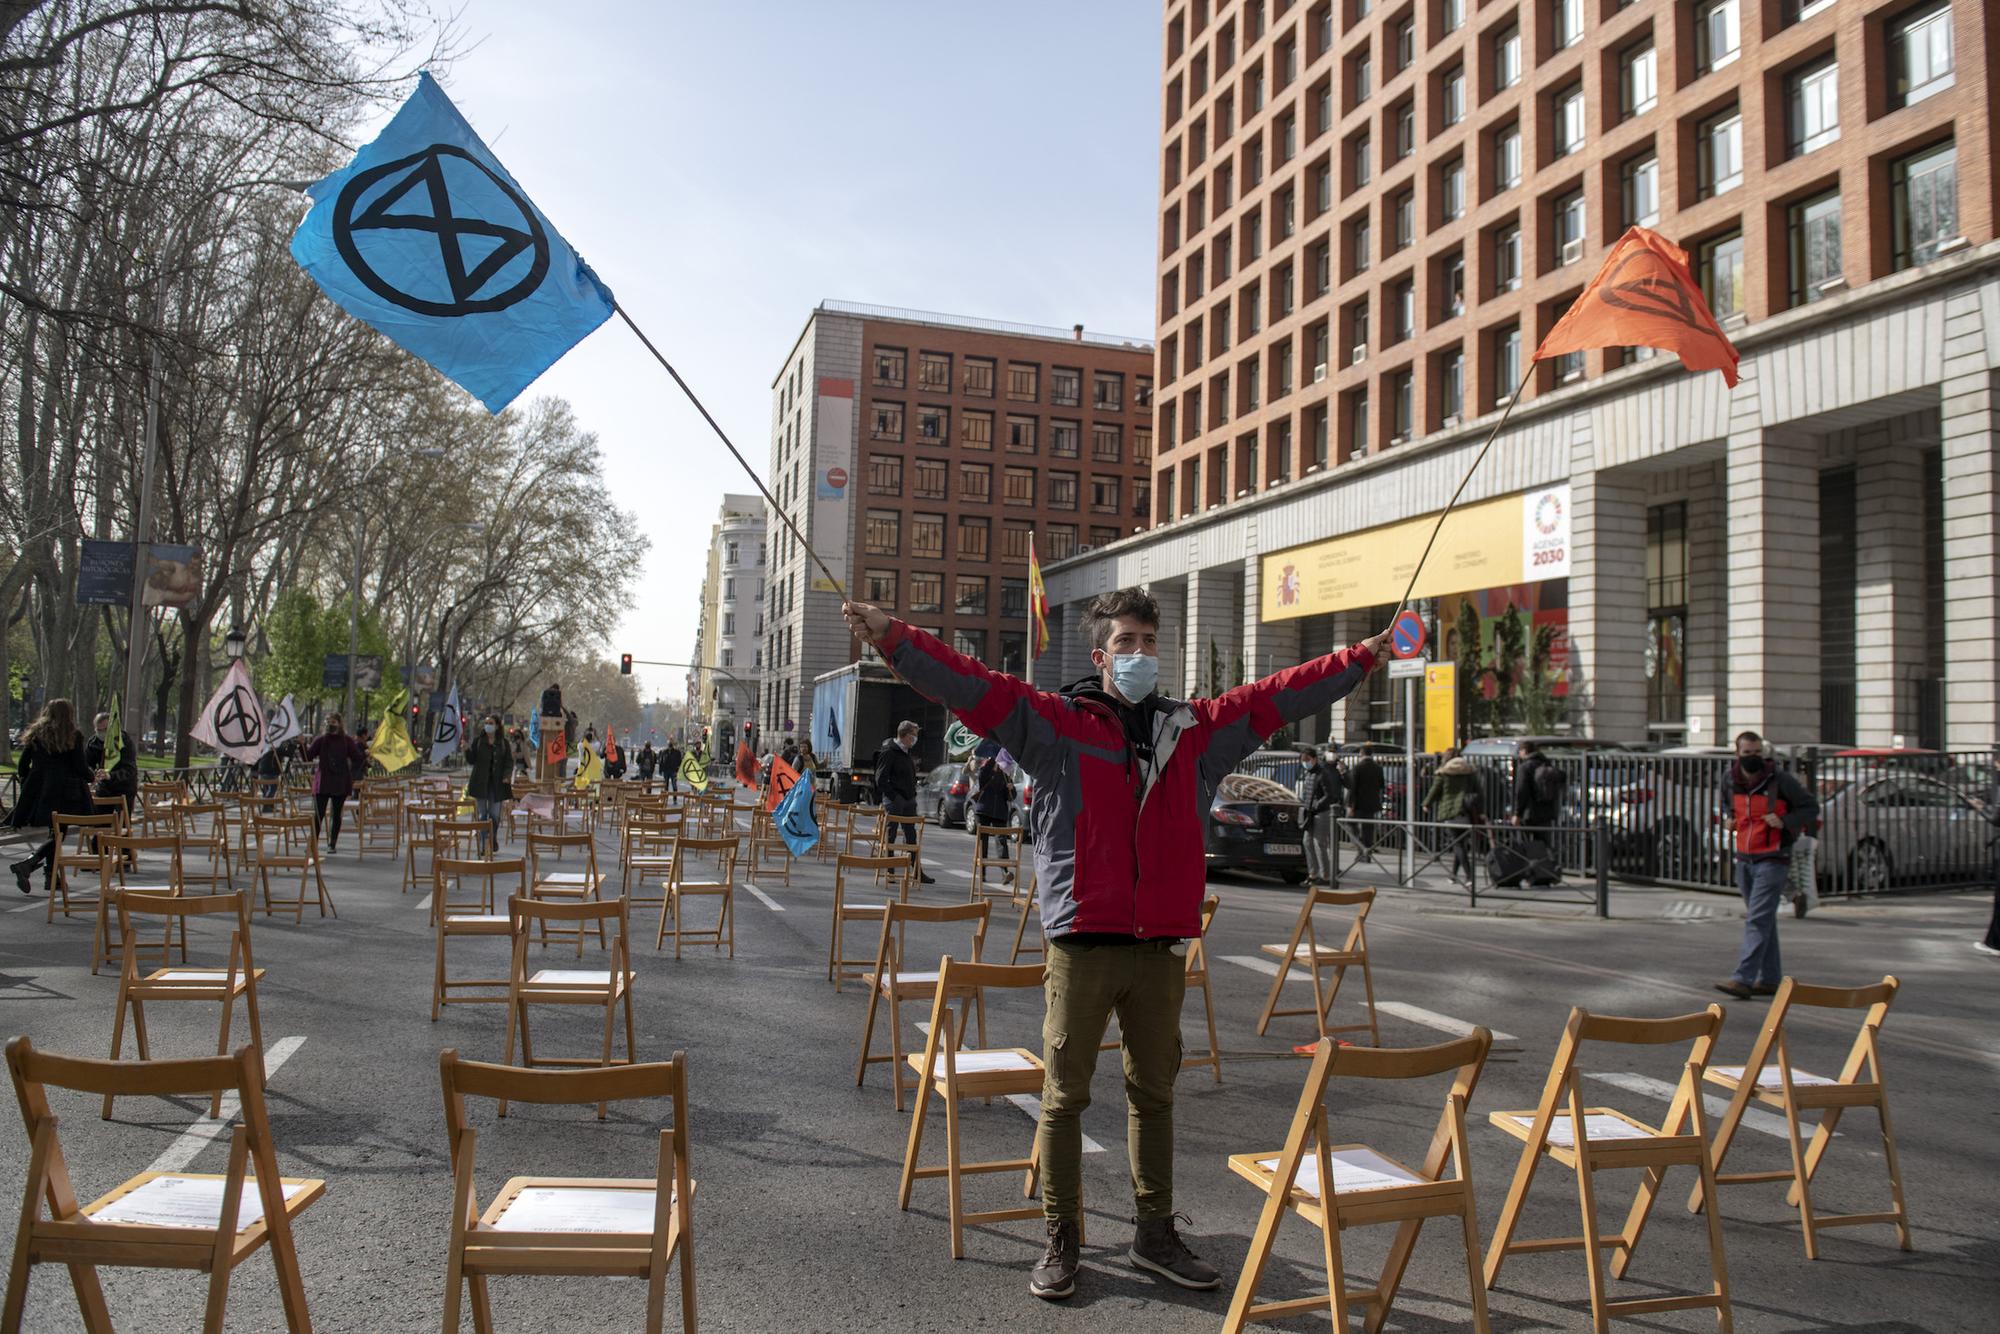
[1313, 161, 1332, 216]
[863, 569, 898, 605]
[1278, 112, 1297, 162]
[1646, 501, 1688, 727]
[1695, 0, 1739, 74]
[1051, 366, 1081, 407]
[864, 509, 900, 556]
[1439, 349, 1464, 422]
[959, 461, 991, 502]
[1091, 476, 1120, 513]
[1135, 375, 1152, 409]
[1393, 279, 1416, 340]
[1621, 42, 1656, 118]
[1888, 3, 1953, 108]
[1555, 190, 1586, 264]
[1788, 191, 1844, 305]
[911, 513, 945, 560]
[1494, 324, 1522, 402]
[963, 356, 995, 396]
[917, 352, 951, 393]
[1050, 419, 1080, 457]
[1441, 0, 1464, 32]
[1091, 424, 1122, 462]
[1352, 214, 1373, 272]
[1494, 222, 1522, 291]
[1441, 253, 1466, 318]
[1786, 59, 1839, 156]
[871, 401, 904, 441]
[1494, 23, 1521, 89]
[1271, 418, 1292, 481]
[1046, 525, 1079, 560]
[1891, 139, 1958, 270]
[1394, 14, 1415, 68]
[955, 575, 988, 616]
[1352, 133, 1372, 188]
[1698, 230, 1745, 319]
[913, 456, 947, 500]
[1441, 65, 1465, 126]
[1496, 123, 1522, 190]
[1003, 466, 1036, 506]
[1622, 153, 1659, 227]
[1392, 190, 1414, 249]
[957, 517, 990, 561]
[1785, 0, 1835, 22]
[1347, 391, 1368, 458]
[1441, 157, 1465, 221]
[1092, 372, 1124, 412]
[866, 454, 902, 496]
[1394, 101, 1415, 159]
[1134, 427, 1152, 464]
[959, 409, 990, 449]
[1002, 523, 1033, 561]
[1006, 362, 1038, 401]
[918, 404, 949, 442]
[1006, 414, 1036, 452]
[1390, 369, 1414, 440]
[1049, 471, 1079, 510]
[1000, 578, 1027, 619]
[1554, 84, 1585, 157]
[873, 346, 906, 387]
[1352, 49, 1373, 103]
[909, 571, 943, 614]
[1553, 0, 1583, 49]
[1698, 108, 1742, 197]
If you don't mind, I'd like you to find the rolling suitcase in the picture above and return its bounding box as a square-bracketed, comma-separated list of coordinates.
[1488, 835, 1561, 888]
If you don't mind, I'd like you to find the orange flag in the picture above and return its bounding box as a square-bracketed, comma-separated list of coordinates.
[1534, 226, 1740, 387]
[734, 739, 756, 787]
[764, 756, 800, 811]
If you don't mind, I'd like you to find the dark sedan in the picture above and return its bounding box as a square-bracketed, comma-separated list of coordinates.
[1206, 772, 1309, 883]
[919, 765, 971, 828]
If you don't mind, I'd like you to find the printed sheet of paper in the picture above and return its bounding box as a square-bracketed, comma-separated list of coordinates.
[92, 1175, 305, 1231]
[1539, 1113, 1654, 1147]
[1257, 1148, 1419, 1197]
[948, 1050, 1035, 1074]
[527, 969, 612, 985]
[492, 1186, 657, 1233]
[1711, 1064, 1835, 1088]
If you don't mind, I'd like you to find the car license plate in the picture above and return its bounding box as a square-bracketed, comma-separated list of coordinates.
[1264, 842, 1302, 856]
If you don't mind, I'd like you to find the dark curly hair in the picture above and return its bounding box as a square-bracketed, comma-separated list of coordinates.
[1082, 588, 1160, 652]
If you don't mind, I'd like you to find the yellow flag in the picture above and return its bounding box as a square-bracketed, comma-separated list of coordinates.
[574, 741, 603, 790]
[372, 689, 418, 773]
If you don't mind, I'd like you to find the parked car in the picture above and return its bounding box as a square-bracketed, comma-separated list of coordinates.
[1206, 771, 1309, 884]
[918, 764, 971, 829]
[1817, 771, 1993, 894]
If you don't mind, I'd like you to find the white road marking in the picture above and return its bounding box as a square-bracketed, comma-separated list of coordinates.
[1585, 1072, 1827, 1140]
[1220, 954, 1290, 978]
[743, 882, 784, 912]
[943, 868, 971, 879]
[1376, 1001, 1517, 1044]
[413, 893, 432, 913]
[145, 1037, 307, 1174]
[1009, 1094, 1104, 1154]
[10, 899, 47, 913]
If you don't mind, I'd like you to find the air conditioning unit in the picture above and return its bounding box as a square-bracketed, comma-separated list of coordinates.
[1313, 362, 1330, 382]
[1349, 344, 1367, 365]
[1560, 238, 1583, 265]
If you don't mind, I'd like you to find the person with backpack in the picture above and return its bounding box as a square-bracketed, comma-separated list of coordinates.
[973, 755, 1017, 881]
[1512, 741, 1567, 828]
[1422, 753, 1485, 885]
[1716, 731, 1818, 999]
[1348, 751, 1385, 863]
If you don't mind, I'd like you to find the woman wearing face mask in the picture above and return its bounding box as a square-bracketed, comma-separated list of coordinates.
[305, 714, 364, 852]
[464, 714, 513, 854]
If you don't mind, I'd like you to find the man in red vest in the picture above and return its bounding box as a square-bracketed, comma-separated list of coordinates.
[1716, 730, 1818, 1000]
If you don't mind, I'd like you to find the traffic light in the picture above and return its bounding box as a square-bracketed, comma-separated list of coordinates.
[619, 653, 632, 675]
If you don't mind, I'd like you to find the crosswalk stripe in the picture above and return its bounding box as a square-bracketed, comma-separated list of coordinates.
[1376, 1001, 1517, 1044]
[743, 882, 784, 912]
[943, 868, 971, 879]
[146, 1037, 307, 1174]
[1585, 1072, 1826, 1140]
[1220, 954, 1289, 978]
[413, 893, 432, 913]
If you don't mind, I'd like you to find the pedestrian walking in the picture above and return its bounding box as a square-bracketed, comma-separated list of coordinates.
[662, 740, 684, 792]
[844, 588, 1388, 1303]
[1348, 750, 1385, 863]
[464, 714, 513, 855]
[1511, 740, 1565, 828]
[637, 741, 657, 782]
[974, 755, 1016, 880]
[874, 720, 933, 883]
[1295, 745, 1336, 886]
[1716, 731, 1818, 1000]
[84, 709, 138, 814]
[8, 699, 94, 894]
[305, 714, 365, 852]
[1423, 753, 1485, 885]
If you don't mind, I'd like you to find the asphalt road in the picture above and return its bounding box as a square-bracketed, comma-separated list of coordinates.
[1, 811, 1994, 1332]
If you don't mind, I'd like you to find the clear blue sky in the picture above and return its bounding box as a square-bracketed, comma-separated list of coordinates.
[431, 0, 1162, 703]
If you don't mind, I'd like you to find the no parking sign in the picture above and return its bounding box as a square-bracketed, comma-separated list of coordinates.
[1391, 609, 1428, 659]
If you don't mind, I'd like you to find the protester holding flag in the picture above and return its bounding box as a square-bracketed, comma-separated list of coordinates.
[86, 709, 138, 814]
[305, 714, 366, 852]
[464, 714, 513, 855]
[8, 699, 94, 894]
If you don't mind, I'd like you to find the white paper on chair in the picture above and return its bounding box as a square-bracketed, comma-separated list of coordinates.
[92, 1175, 305, 1230]
[948, 1050, 1035, 1074]
[1710, 1064, 1835, 1089]
[529, 969, 611, 985]
[1257, 1148, 1419, 1197]
[1532, 1113, 1653, 1147]
[493, 1186, 657, 1233]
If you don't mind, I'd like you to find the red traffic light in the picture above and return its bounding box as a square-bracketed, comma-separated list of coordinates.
[619, 653, 633, 675]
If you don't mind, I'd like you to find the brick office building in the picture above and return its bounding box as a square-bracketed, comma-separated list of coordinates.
[758, 302, 1154, 742]
[1044, 0, 2000, 750]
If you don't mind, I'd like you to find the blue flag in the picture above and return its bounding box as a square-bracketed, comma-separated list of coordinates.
[290, 71, 615, 412]
[527, 710, 540, 746]
[774, 775, 819, 857]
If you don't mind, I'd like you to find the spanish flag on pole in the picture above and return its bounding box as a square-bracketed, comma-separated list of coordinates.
[1027, 533, 1050, 659]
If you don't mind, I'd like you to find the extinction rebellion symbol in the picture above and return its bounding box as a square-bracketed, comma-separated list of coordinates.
[332, 144, 550, 317]
[213, 684, 265, 751]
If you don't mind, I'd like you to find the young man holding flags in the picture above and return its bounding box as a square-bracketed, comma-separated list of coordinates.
[843, 590, 1389, 1301]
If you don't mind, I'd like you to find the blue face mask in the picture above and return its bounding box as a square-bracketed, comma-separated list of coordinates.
[1108, 652, 1159, 703]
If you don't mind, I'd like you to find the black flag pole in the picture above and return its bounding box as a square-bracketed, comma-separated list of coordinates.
[613, 302, 850, 601]
[1390, 362, 1537, 625]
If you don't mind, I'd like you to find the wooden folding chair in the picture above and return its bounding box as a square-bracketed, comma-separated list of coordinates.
[172, 801, 234, 893]
[855, 900, 991, 1111]
[1006, 872, 1044, 964]
[898, 957, 1050, 1257]
[1254, 887, 1380, 1043]
[1183, 895, 1224, 1083]
[503, 896, 636, 1117]
[92, 835, 185, 977]
[91, 792, 131, 838]
[136, 779, 188, 836]
[45, 812, 117, 924]
[747, 808, 793, 886]
[434, 857, 528, 1021]
[845, 806, 884, 858]
[817, 800, 851, 861]
[1485, 1006, 1733, 1332]
[227, 792, 282, 861]
[829, 853, 914, 990]
[622, 816, 682, 912]
[880, 812, 927, 883]
[525, 831, 606, 955]
[659, 835, 741, 958]
[438, 1049, 696, 1333]
[105, 891, 265, 1121]
[403, 800, 460, 892]
[1691, 975, 1909, 1258]
[4, 1038, 322, 1334]
[248, 814, 335, 922]
[969, 826, 1024, 901]
[352, 786, 402, 859]
[1224, 1030, 1492, 1332]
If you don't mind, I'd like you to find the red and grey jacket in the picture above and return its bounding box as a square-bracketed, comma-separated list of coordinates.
[877, 619, 1376, 939]
[1720, 762, 1819, 861]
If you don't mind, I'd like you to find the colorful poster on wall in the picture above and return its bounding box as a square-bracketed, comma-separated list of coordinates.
[1262, 485, 1570, 621]
[809, 377, 854, 594]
